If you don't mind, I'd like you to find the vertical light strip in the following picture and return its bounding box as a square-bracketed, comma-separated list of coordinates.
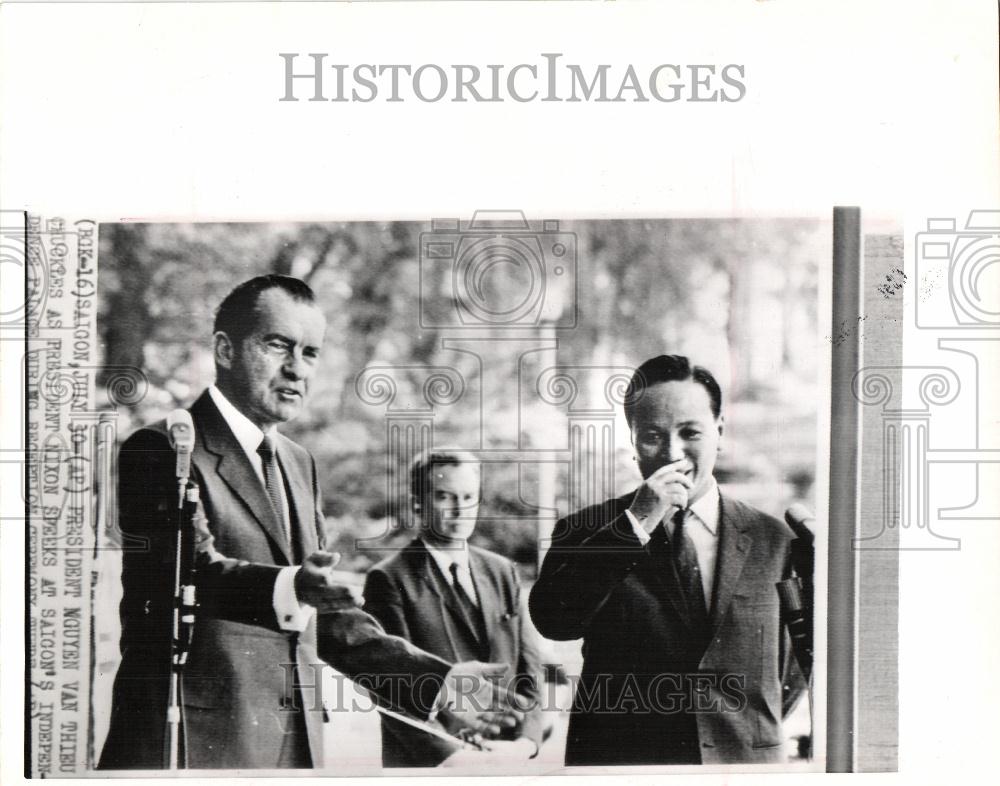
[827, 206, 861, 772]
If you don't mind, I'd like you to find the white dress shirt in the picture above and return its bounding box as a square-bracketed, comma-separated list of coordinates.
[422, 539, 480, 606]
[625, 479, 721, 608]
[208, 386, 311, 631]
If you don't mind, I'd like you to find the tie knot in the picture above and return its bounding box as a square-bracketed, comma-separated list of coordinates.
[449, 562, 462, 581]
[673, 507, 688, 529]
[257, 435, 275, 461]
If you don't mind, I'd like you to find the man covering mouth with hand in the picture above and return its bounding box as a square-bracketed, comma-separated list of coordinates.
[529, 354, 805, 766]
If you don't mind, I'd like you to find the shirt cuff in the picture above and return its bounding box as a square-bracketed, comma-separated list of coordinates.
[274, 565, 315, 631]
[623, 509, 652, 546]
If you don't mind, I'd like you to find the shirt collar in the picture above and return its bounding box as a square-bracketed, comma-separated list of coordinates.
[209, 385, 277, 461]
[421, 537, 470, 576]
[687, 478, 721, 536]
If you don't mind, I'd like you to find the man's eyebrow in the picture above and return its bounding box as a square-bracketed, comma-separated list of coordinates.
[260, 333, 321, 351]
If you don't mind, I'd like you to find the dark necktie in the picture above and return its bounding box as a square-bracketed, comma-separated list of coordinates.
[449, 562, 488, 652]
[672, 509, 709, 626]
[257, 435, 289, 545]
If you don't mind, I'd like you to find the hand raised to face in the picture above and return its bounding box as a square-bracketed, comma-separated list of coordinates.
[628, 459, 694, 533]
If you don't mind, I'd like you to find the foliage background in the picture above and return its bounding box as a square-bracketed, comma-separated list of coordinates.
[90, 217, 826, 760]
[97, 218, 826, 574]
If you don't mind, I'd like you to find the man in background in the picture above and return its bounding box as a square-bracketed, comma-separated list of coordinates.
[100, 275, 523, 770]
[529, 354, 805, 765]
[363, 448, 545, 767]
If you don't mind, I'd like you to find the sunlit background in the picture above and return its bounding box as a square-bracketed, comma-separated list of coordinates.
[92, 217, 827, 767]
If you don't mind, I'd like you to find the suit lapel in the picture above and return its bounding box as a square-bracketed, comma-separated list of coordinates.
[417, 541, 485, 654]
[469, 550, 502, 658]
[192, 392, 293, 564]
[710, 493, 753, 632]
[275, 436, 317, 559]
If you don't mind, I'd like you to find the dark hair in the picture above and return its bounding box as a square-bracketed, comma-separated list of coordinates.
[623, 354, 723, 425]
[409, 448, 481, 503]
[213, 275, 316, 343]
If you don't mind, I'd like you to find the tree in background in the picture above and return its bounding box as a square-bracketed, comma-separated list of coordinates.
[98, 218, 823, 571]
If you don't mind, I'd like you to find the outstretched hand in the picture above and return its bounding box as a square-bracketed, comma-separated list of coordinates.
[294, 550, 363, 611]
[437, 661, 532, 740]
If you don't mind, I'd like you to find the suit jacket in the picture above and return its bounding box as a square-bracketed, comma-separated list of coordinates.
[363, 539, 545, 767]
[528, 491, 803, 766]
[99, 391, 451, 770]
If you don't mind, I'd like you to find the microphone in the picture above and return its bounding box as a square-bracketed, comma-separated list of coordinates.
[784, 503, 815, 546]
[776, 575, 812, 678]
[164, 409, 199, 768]
[779, 503, 815, 677]
[784, 503, 815, 582]
[167, 409, 195, 481]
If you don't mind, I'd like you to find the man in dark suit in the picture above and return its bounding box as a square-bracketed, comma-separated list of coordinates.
[99, 276, 523, 770]
[529, 355, 805, 766]
[363, 449, 545, 767]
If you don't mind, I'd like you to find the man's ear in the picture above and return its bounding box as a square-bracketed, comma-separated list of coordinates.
[214, 331, 235, 371]
[716, 415, 725, 450]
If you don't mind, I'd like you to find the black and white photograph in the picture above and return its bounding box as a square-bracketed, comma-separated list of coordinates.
[4, 1, 998, 784]
[26, 213, 840, 774]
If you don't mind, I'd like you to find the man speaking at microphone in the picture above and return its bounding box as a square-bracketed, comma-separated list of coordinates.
[100, 275, 524, 770]
[528, 354, 806, 765]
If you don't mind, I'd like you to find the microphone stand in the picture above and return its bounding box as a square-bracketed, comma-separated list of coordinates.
[777, 531, 814, 758]
[165, 478, 200, 770]
[777, 572, 813, 679]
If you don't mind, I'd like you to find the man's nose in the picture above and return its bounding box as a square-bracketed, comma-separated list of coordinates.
[282, 351, 308, 380]
[666, 439, 685, 463]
